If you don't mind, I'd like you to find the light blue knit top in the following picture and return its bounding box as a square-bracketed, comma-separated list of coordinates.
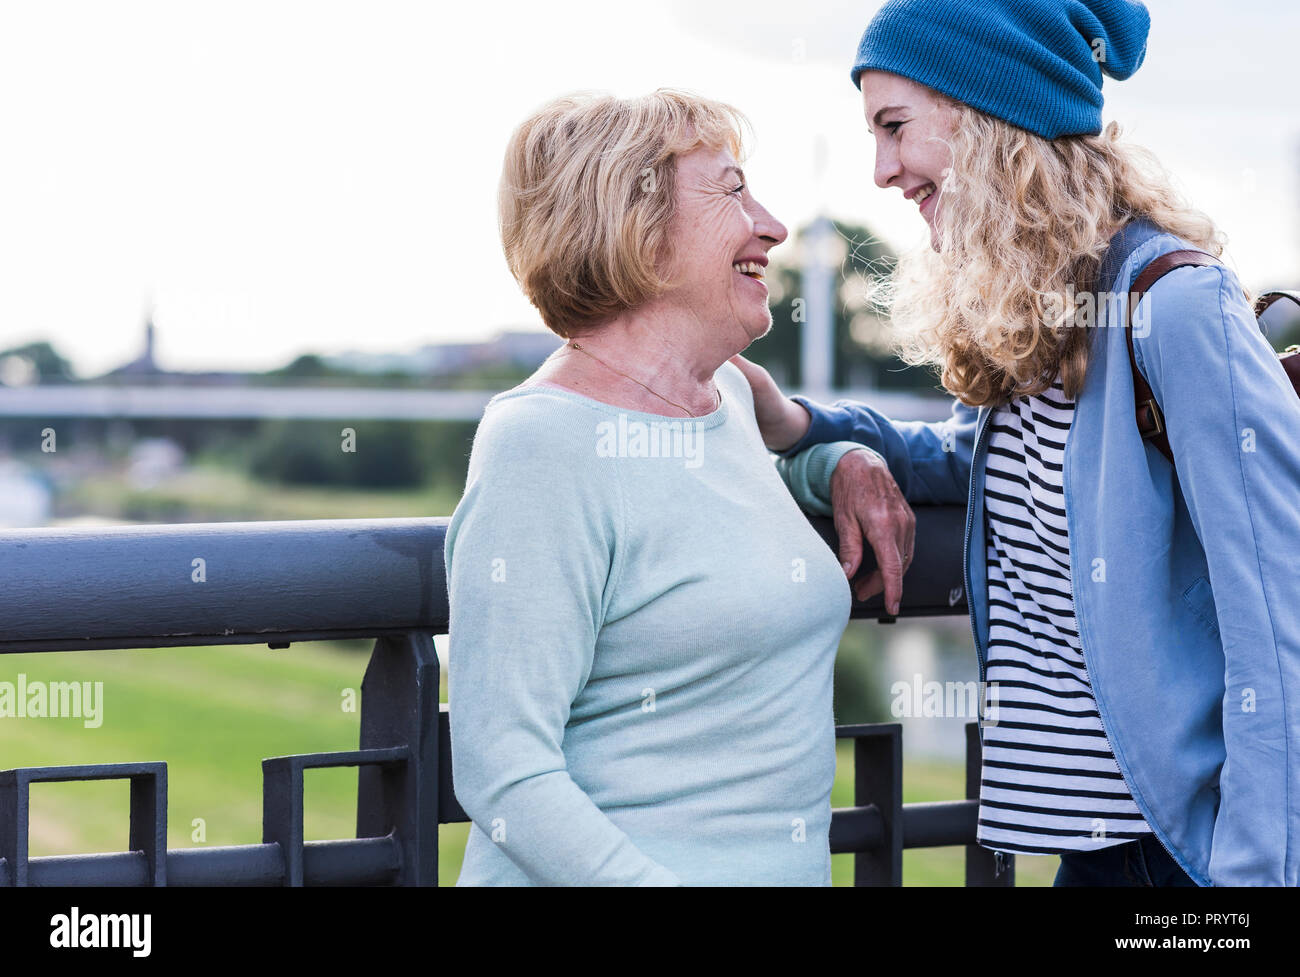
[445, 360, 856, 885]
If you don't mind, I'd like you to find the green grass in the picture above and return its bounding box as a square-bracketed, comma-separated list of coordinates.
[1, 642, 369, 856]
[1, 641, 1055, 885]
[57, 463, 463, 524]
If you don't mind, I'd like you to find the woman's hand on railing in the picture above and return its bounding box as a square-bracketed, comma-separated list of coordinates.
[729, 354, 812, 452]
[830, 448, 916, 613]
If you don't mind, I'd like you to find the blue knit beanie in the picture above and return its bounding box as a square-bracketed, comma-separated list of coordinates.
[850, 0, 1151, 139]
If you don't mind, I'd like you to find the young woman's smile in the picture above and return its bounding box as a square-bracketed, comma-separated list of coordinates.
[859, 68, 956, 250]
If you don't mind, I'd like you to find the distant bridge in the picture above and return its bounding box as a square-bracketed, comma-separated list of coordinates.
[0, 384, 954, 422]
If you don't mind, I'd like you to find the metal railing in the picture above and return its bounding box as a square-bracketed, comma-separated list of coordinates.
[0, 507, 1011, 886]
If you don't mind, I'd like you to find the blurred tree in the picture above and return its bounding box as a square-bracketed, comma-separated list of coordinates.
[832, 621, 891, 725]
[440, 363, 534, 390]
[744, 219, 944, 394]
[247, 419, 476, 490]
[0, 341, 76, 384]
[248, 420, 349, 485]
[269, 354, 338, 379]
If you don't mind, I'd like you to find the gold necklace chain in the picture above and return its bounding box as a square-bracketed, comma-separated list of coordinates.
[566, 342, 720, 418]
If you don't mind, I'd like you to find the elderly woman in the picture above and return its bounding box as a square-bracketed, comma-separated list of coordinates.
[736, 0, 1300, 886]
[444, 91, 892, 885]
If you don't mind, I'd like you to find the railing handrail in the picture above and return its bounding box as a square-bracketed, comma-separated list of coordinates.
[0, 506, 967, 654]
[0, 505, 1006, 885]
[0, 517, 451, 653]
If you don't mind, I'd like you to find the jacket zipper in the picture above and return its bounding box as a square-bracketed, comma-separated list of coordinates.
[963, 406, 993, 706]
[963, 406, 1001, 862]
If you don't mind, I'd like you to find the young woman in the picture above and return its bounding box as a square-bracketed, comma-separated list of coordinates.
[737, 0, 1300, 886]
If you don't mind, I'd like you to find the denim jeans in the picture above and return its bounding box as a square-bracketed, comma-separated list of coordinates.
[1053, 834, 1199, 886]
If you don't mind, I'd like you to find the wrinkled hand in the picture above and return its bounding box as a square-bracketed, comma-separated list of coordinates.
[831, 448, 916, 613]
[729, 354, 812, 452]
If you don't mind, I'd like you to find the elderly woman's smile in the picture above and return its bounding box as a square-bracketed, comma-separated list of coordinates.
[661, 143, 788, 349]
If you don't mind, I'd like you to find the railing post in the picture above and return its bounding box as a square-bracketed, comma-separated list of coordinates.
[841, 723, 902, 885]
[263, 748, 408, 885]
[0, 763, 167, 886]
[356, 631, 441, 885]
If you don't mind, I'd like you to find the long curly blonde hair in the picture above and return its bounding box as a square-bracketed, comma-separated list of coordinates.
[877, 97, 1236, 408]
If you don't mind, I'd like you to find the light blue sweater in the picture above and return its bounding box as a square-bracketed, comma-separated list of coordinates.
[445, 360, 855, 885]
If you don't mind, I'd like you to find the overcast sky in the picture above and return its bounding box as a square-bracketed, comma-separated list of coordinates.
[1, 0, 1296, 377]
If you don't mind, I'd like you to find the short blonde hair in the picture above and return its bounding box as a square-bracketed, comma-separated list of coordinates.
[498, 89, 749, 336]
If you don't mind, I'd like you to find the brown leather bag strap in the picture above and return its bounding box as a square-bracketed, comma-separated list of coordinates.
[1123, 249, 1222, 468]
[1254, 290, 1300, 317]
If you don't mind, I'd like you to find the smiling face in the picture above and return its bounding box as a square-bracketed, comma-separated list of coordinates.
[659, 143, 788, 351]
[859, 69, 957, 252]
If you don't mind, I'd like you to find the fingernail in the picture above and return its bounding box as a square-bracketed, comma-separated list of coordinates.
[890, 600, 900, 614]
[842, 562, 852, 574]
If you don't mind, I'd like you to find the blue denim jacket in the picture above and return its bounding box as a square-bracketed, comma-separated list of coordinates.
[780, 218, 1300, 886]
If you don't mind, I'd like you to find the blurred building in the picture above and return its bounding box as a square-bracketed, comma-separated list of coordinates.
[325, 330, 562, 377]
[0, 461, 52, 527]
[106, 318, 162, 378]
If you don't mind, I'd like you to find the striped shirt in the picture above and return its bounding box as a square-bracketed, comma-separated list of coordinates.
[975, 375, 1153, 855]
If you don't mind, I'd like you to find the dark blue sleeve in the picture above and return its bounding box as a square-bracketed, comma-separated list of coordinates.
[777, 395, 977, 506]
